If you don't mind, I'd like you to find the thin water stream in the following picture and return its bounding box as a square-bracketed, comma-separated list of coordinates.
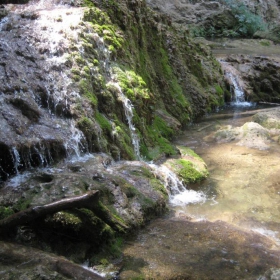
[119, 104, 280, 280]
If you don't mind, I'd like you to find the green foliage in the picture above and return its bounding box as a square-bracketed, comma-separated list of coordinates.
[223, 0, 267, 37]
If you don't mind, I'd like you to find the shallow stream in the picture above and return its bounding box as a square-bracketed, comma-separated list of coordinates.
[119, 105, 280, 280]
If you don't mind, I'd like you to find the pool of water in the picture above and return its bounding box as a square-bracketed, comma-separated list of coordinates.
[119, 105, 280, 279]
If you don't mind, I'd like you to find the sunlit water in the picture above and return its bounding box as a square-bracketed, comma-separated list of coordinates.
[119, 104, 280, 279]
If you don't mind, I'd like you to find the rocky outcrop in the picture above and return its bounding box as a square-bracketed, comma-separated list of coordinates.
[212, 108, 280, 150]
[0, 0, 225, 181]
[222, 55, 280, 103]
[0, 0, 215, 276]
[147, 0, 280, 40]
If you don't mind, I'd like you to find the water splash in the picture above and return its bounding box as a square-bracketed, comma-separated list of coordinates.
[149, 163, 206, 205]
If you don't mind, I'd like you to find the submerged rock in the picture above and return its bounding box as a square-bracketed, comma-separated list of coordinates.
[215, 122, 271, 150]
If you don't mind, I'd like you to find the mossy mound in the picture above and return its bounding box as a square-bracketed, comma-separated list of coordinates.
[163, 146, 208, 184]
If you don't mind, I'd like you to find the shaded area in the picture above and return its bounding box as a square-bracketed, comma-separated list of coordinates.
[0, 241, 103, 279]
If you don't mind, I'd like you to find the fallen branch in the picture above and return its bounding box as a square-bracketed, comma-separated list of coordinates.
[0, 191, 99, 231]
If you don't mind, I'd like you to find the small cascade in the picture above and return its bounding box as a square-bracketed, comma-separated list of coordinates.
[64, 120, 88, 158]
[225, 72, 252, 106]
[11, 147, 21, 175]
[109, 82, 141, 159]
[91, 32, 141, 159]
[149, 163, 206, 205]
[220, 60, 252, 107]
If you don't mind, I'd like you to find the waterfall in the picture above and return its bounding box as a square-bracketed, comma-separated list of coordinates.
[220, 60, 252, 107]
[225, 72, 252, 106]
[11, 147, 21, 175]
[64, 120, 88, 158]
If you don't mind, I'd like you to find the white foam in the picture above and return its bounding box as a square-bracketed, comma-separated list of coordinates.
[170, 189, 206, 206]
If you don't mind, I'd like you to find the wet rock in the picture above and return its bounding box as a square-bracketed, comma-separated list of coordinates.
[214, 121, 272, 150]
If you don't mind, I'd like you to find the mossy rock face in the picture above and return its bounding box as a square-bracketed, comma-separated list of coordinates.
[69, 0, 227, 161]
[163, 146, 208, 184]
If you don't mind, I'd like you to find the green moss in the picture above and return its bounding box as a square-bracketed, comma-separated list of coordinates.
[150, 179, 168, 198]
[215, 84, 224, 96]
[176, 159, 207, 184]
[112, 123, 136, 160]
[13, 198, 32, 212]
[157, 136, 177, 156]
[178, 146, 204, 161]
[113, 67, 150, 102]
[159, 48, 189, 107]
[152, 116, 174, 139]
[0, 206, 14, 220]
[95, 112, 112, 133]
[51, 211, 82, 229]
[79, 79, 98, 108]
[77, 116, 93, 132]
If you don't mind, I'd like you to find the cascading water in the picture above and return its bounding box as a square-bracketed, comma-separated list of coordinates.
[108, 82, 141, 159]
[92, 33, 141, 159]
[226, 72, 252, 106]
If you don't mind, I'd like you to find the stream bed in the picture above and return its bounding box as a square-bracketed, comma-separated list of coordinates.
[119, 105, 280, 280]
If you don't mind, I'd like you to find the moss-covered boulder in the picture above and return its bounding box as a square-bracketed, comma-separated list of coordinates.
[163, 146, 208, 184]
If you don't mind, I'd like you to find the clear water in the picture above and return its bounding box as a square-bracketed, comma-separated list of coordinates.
[119, 105, 280, 279]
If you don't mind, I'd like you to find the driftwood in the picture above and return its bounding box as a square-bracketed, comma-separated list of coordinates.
[197, 123, 214, 132]
[0, 190, 128, 233]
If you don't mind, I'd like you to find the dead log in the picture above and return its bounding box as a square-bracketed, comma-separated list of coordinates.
[0, 191, 100, 231]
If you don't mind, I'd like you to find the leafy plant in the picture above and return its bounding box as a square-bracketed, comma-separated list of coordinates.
[223, 0, 267, 37]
